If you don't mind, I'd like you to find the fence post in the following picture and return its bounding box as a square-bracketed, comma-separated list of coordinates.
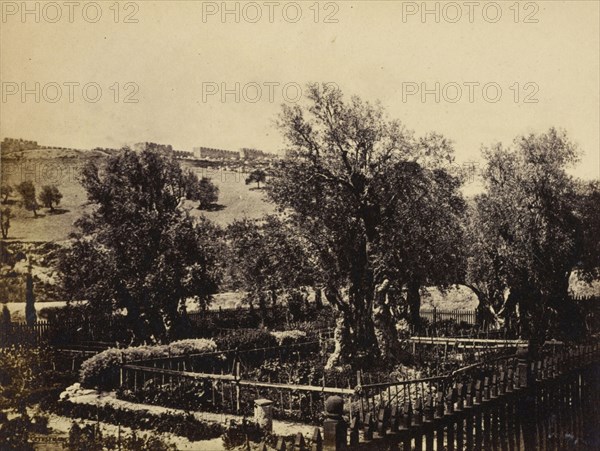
[473, 379, 483, 449]
[235, 362, 241, 414]
[412, 397, 424, 451]
[397, 401, 412, 451]
[311, 428, 323, 451]
[423, 394, 435, 450]
[464, 382, 474, 451]
[445, 386, 456, 451]
[323, 396, 347, 451]
[434, 391, 445, 451]
[254, 398, 273, 433]
[455, 383, 464, 451]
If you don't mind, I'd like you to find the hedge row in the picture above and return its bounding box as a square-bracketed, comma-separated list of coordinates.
[48, 397, 224, 442]
[80, 339, 216, 388]
[80, 330, 310, 389]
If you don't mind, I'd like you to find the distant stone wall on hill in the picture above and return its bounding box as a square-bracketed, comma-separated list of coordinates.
[1, 138, 39, 152]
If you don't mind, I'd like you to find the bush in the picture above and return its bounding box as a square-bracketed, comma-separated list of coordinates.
[221, 419, 264, 449]
[0, 346, 72, 410]
[68, 422, 178, 451]
[119, 379, 214, 413]
[80, 338, 216, 388]
[215, 329, 276, 352]
[0, 413, 33, 450]
[270, 330, 307, 346]
[50, 399, 224, 443]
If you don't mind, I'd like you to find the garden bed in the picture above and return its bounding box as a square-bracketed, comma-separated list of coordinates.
[55, 383, 317, 438]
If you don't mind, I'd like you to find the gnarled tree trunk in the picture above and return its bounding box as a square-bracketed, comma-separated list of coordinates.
[373, 279, 403, 362]
[407, 280, 421, 333]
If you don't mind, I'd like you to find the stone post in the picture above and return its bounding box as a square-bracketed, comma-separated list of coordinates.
[323, 395, 347, 450]
[254, 398, 274, 432]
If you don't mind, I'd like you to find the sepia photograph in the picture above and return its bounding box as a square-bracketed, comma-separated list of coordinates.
[0, 1, 599, 449]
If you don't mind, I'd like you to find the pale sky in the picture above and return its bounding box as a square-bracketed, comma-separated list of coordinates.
[1, 0, 598, 180]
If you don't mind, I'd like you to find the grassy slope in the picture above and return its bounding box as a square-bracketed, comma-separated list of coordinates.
[182, 164, 276, 227]
[1, 155, 275, 241]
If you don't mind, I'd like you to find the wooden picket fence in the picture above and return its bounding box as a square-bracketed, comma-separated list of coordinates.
[1, 295, 597, 347]
[250, 341, 600, 450]
[268, 345, 599, 451]
[0, 308, 476, 347]
[420, 308, 477, 325]
[331, 342, 599, 450]
[116, 336, 599, 447]
[0, 320, 53, 346]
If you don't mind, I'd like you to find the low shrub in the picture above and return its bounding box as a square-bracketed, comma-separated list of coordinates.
[215, 329, 277, 352]
[270, 330, 307, 346]
[118, 379, 215, 413]
[221, 419, 264, 449]
[0, 412, 49, 450]
[0, 346, 74, 410]
[49, 398, 225, 442]
[68, 422, 177, 451]
[80, 338, 216, 388]
[0, 413, 34, 451]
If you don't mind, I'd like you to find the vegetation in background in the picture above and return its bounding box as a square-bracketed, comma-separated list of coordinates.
[58, 145, 223, 344]
[1, 184, 13, 204]
[227, 215, 316, 325]
[0, 206, 11, 239]
[16, 181, 39, 217]
[464, 129, 595, 344]
[38, 185, 63, 211]
[196, 177, 220, 210]
[245, 169, 267, 189]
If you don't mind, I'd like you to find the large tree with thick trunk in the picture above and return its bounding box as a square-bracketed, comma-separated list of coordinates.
[268, 84, 464, 367]
[467, 129, 587, 345]
[58, 145, 222, 344]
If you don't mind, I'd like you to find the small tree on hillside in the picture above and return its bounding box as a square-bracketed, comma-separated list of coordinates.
[39, 185, 63, 211]
[197, 177, 219, 209]
[245, 169, 266, 189]
[0, 207, 11, 239]
[16, 181, 38, 217]
[1, 184, 13, 204]
[178, 170, 219, 209]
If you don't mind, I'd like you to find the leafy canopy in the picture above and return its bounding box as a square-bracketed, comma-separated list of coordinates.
[59, 146, 222, 343]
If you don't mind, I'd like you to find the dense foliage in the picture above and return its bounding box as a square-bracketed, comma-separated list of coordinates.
[267, 83, 465, 366]
[16, 181, 38, 217]
[48, 399, 225, 442]
[38, 185, 63, 211]
[465, 129, 592, 343]
[68, 422, 177, 451]
[227, 216, 316, 324]
[58, 145, 222, 344]
[80, 338, 216, 388]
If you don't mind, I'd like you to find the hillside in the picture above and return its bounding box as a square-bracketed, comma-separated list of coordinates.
[1, 156, 275, 241]
[1, 147, 109, 160]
